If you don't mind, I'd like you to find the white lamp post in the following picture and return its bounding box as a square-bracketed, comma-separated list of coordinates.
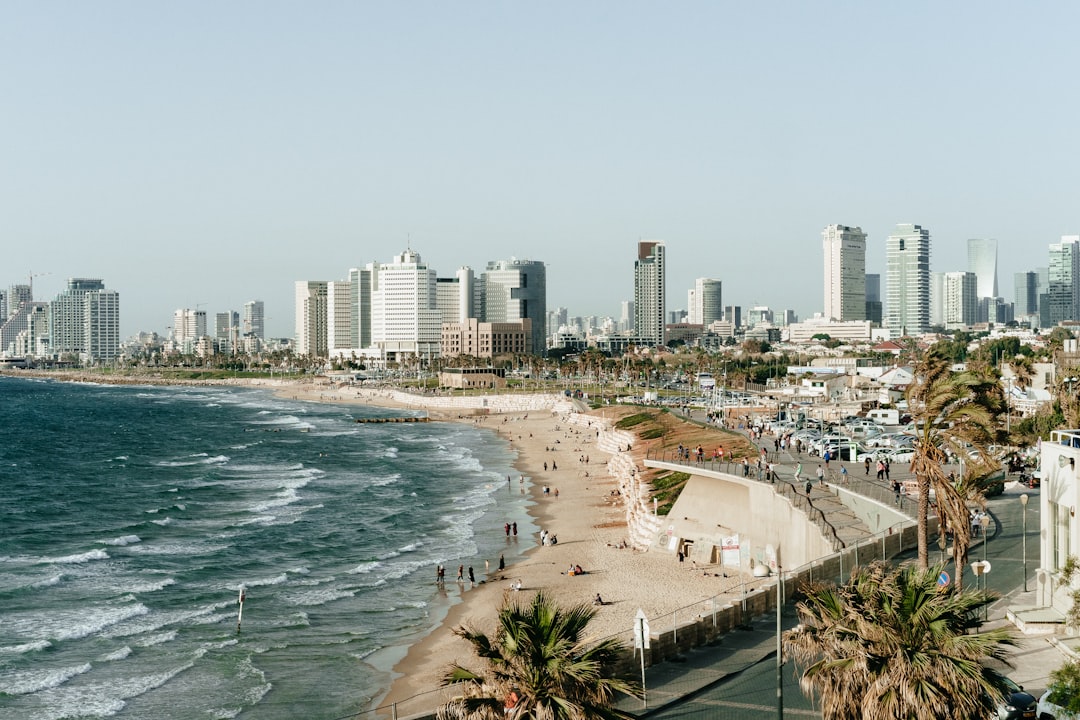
[1020, 494, 1029, 592]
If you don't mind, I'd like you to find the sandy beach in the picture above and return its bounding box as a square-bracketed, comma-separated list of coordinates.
[272, 382, 757, 716]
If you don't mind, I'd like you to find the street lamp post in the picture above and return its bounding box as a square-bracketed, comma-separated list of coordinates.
[980, 514, 991, 620]
[1020, 494, 1030, 592]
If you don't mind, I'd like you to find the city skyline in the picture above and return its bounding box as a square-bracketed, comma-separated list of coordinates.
[5, 3, 1077, 337]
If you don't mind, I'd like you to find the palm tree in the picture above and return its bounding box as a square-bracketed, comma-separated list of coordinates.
[786, 561, 1016, 720]
[439, 591, 639, 720]
[906, 346, 1003, 587]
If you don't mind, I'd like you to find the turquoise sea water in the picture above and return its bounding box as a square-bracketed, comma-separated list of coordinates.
[0, 377, 534, 719]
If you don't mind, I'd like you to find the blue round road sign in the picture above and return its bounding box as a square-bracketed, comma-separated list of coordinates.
[937, 571, 950, 587]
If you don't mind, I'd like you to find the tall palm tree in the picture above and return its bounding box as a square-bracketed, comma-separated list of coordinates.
[786, 561, 1016, 720]
[906, 346, 1003, 587]
[439, 592, 639, 720]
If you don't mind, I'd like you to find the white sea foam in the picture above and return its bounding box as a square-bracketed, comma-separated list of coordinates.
[285, 586, 356, 607]
[101, 646, 132, 661]
[128, 577, 176, 593]
[347, 561, 380, 575]
[244, 573, 288, 588]
[103, 534, 141, 546]
[383, 447, 399, 458]
[134, 630, 178, 647]
[32, 574, 63, 588]
[0, 662, 92, 695]
[0, 639, 52, 655]
[151, 517, 173, 526]
[40, 549, 109, 565]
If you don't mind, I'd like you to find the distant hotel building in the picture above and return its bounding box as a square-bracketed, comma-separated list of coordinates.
[886, 223, 931, 337]
[822, 224, 867, 321]
[51, 278, 120, 363]
[634, 241, 666, 347]
[687, 278, 722, 327]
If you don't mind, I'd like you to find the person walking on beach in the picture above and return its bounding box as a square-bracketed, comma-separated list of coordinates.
[468, 566, 475, 584]
[511, 522, 517, 536]
[504, 522, 511, 537]
[498, 554, 505, 571]
[457, 565, 464, 582]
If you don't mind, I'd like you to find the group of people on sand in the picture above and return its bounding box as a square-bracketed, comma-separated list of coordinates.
[539, 529, 558, 546]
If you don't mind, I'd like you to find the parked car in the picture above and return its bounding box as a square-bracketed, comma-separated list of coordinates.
[997, 677, 1038, 720]
[1038, 683, 1079, 719]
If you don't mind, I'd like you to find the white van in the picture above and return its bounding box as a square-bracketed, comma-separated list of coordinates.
[866, 409, 900, 426]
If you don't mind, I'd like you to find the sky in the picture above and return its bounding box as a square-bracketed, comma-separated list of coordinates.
[3, 2, 1078, 339]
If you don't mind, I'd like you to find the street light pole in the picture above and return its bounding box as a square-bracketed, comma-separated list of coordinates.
[1021, 494, 1030, 592]
[980, 514, 991, 620]
[776, 566, 783, 720]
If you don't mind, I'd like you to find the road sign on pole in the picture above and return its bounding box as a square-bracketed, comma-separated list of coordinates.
[634, 609, 650, 709]
[937, 571, 950, 588]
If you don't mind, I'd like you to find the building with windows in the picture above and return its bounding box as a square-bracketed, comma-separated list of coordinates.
[1014, 272, 1040, 321]
[865, 274, 882, 326]
[634, 241, 666, 347]
[1042, 236, 1080, 327]
[942, 271, 978, 330]
[440, 318, 532, 359]
[687, 278, 722, 327]
[822, 224, 867, 321]
[369, 250, 441, 362]
[242, 300, 264, 340]
[886, 223, 931, 337]
[173, 308, 207, 346]
[481, 259, 546, 354]
[437, 267, 476, 326]
[967, 238, 999, 300]
[294, 281, 329, 357]
[50, 278, 120, 363]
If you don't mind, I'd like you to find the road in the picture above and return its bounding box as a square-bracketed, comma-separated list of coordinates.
[643, 481, 1041, 720]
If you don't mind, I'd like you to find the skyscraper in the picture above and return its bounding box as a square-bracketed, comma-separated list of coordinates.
[865, 273, 882, 325]
[294, 281, 328, 357]
[369, 250, 441, 361]
[242, 300, 265, 339]
[967, 238, 999, 300]
[942, 271, 978, 329]
[822, 224, 867, 321]
[886, 223, 931, 337]
[51, 278, 120, 362]
[481, 258, 546, 355]
[634, 241, 666, 346]
[687, 278, 722, 326]
[1014, 272, 1039, 319]
[1042, 236, 1080, 326]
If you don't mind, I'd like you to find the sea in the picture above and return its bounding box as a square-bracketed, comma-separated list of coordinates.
[0, 376, 536, 720]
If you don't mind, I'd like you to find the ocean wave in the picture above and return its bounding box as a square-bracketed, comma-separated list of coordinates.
[347, 561, 380, 575]
[151, 517, 173, 526]
[39, 549, 109, 565]
[383, 447, 399, 458]
[124, 541, 227, 557]
[32, 574, 63, 588]
[128, 577, 176, 593]
[248, 488, 301, 513]
[101, 645, 132, 661]
[134, 630, 178, 647]
[368, 473, 401, 487]
[243, 573, 288, 588]
[0, 662, 92, 695]
[102, 534, 141, 546]
[155, 454, 230, 467]
[284, 586, 356, 607]
[0, 639, 52, 655]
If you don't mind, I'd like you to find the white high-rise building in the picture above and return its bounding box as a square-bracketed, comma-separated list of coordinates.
[886, 223, 931, 337]
[634, 241, 666, 347]
[242, 300, 264, 339]
[327, 280, 354, 351]
[294, 281, 328, 357]
[687, 278, 722, 326]
[47, 279, 120, 363]
[822, 224, 867, 322]
[967, 238, 999, 299]
[84, 290, 120, 362]
[942, 271, 978, 329]
[369, 250, 441, 361]
[436, 267, 475, 326]
[1043, 236, 1080, 326]
[173, 308, 207, 344]
[481, 258, 546, 354]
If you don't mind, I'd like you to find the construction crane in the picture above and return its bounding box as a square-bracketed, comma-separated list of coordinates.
[28, 270, 51, 300]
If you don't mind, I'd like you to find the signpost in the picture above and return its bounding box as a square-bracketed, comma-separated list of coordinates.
[634, 609, 650, 709]
[937, 570, 950, 589]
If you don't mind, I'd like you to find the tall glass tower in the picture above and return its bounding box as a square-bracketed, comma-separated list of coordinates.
[822, 224, 867, 321]
[634, 241, 666, 347]
[967, 238, 999, 300]
[886, 224, 931, 337]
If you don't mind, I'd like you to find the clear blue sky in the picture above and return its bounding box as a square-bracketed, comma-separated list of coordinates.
[3, 2, 1076, 339]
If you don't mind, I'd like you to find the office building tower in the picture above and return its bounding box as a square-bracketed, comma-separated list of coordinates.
[437, 267, 475, 326]
[8, 285, 31, 318]
[942, 272, 978, 329]
[620, 301, 634, 332]
[634, 241, 666, 346]
[173, 308, 207, 344]
[1014, 272, 1039, 318]
[886, 223, 931, 337]
[967, 238, 999, 300]
[215, 311, 238, 343]
[242, 300, 265, 339]
[687, 278, 722, 326]
[1042, 236, 1080, 326]
[84, 290, 121, 362]
[369, 250, 441, 361]
[346, 267, 372, 351]
[51, 278, 120, 362]
[865, 273, 882, 325]
[481, 258, 546, 354]
[294, 281, 329, 357]
[725, 305, 742, 328]
[327, 280, 353, 351]
[929, 272, 945, 327]
[0, 290, 6, 322]
[822, 224, 867, 321]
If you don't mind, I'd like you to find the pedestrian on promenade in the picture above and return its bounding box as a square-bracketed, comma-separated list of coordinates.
[795, 462, 803, 482]
[864, 457, 871, 475]
[816, 464, 825, 486]
[805, 479, 813, 495]
[884, 458, 891, 482]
